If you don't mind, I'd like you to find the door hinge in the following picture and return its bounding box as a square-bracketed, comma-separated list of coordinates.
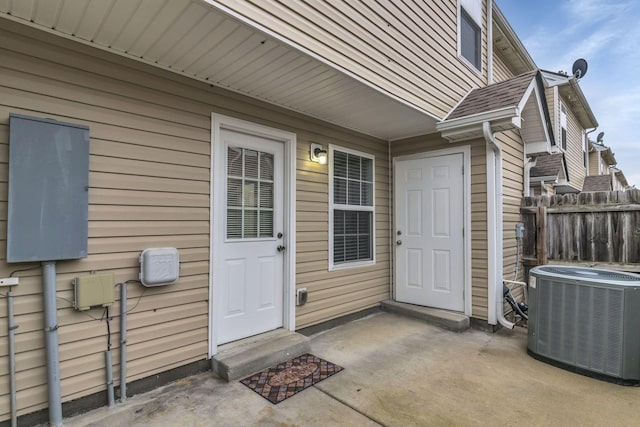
[462, 227, 465, 238]
[462, 165, 465, 175]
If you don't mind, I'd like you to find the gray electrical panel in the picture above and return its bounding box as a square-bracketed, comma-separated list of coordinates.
[7, 114, 90, 262]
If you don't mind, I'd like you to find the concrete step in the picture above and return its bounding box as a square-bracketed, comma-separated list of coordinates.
[380, 300, 470, 332]
[212, 329, 311, 381]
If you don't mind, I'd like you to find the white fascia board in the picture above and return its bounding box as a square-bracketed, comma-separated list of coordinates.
[530, 175, 559, 183]
[436, 106, 519, 133]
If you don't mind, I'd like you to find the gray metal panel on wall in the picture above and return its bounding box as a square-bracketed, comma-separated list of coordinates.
[7, 114, 89, 262]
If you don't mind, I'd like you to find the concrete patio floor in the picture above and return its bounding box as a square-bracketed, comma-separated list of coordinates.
[62, 311, 639, 426]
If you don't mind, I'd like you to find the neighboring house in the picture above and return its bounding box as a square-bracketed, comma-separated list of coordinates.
[585, 141, 629, 192]
[533, 70, 599, 195]
[0, 0, 606, 424]
[529, 153, 570, 195]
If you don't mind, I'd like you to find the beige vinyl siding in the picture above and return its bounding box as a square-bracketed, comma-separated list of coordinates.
[497, 130, 524, 284]
[217, 0, 487, 118]
[390, 135, 489, 319]
[561, 96, 588, 190]
[546, 87, 559, 153]
[588, 151, 600, 175]
[0, 21, 390, 421]
[295, 138, 391, 329]
[492, 50, 517, 83]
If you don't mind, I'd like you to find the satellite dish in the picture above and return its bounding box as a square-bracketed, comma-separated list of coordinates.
[596, 132, 605, 143]
[572, 58, 588, 80]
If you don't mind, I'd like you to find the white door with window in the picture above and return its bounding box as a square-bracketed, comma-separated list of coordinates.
[214, 128, 285, 344]
[394, 153, 464, 311]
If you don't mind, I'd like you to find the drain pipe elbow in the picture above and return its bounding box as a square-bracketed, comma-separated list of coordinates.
[524, 158, 537, 197]
[482, 122, 515, 330]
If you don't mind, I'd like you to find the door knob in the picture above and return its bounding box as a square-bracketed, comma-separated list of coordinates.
[277, 245, 286, 252]
[396, 240, 402, 246]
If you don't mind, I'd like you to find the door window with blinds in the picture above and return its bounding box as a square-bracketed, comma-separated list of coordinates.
[329, 146, 375, 269]
[226, 147, 274, 239]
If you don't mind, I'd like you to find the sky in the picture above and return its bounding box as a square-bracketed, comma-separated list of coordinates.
[496, 0, 640, 188]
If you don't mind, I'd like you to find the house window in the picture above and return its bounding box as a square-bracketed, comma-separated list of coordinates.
[560, 103, 567, 151]
[329, 146, 375, 269]
[226, 147, 274, 239]
[459, 0, 482, 71]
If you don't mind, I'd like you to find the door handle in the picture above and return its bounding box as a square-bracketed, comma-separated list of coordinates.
[396, 240, 402, 246]
[277, 245, 286, 252]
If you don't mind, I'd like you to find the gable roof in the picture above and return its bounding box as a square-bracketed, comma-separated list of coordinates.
[530, 153, 567, 179]
[582, 175, 613, 192]
[446, 71, 537, 120]
[437, 71, 554, 156]
[541, 70, 598, 129]
[589, 141, 616, 166]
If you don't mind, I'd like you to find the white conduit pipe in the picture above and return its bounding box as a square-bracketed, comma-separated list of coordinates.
[483, 122, 515, 330]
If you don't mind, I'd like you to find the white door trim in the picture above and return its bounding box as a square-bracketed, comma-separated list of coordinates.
[392, 145, 472, 316]
[209, 114, 296, 357]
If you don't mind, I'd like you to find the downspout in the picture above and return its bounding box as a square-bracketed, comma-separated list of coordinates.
[524, 158, 537, 197]
[487, 0, 494, 85]
[483, 122, 514, 329]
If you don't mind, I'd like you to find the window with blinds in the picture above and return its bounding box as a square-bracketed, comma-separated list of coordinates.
[330, 148, 375, 268]
[226, 147, 274, 239]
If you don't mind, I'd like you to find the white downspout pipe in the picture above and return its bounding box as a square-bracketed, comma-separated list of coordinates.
[483, 122, 514, 329]
[524, 158, 537, 197]
[487, 0, 494, 85]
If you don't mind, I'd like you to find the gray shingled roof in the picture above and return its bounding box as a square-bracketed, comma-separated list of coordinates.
[530, 153, 564, 178]
[582, 175, 612, 192]
[446, 71, 537, 120]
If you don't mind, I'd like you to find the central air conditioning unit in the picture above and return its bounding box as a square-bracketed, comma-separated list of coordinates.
[528, 265, 640, 385]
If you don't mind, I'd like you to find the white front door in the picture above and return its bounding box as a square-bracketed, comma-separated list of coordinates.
[394, 153, 464, 311]
[215, 128, 285, 344]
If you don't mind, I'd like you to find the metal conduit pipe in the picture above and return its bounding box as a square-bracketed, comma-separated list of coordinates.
[7, 286, 18, 427]
[42, 261, 63, 427]
[483, 122, 515, 330]
[120, 282, 127, 402]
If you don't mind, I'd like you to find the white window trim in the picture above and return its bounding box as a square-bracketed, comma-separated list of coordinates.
[559, 102, 568, 151]
[328, 144, 376, 271]
[457, 0, 483, 75]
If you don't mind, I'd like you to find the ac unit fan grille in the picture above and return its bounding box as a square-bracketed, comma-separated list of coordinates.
[537, 279, 624, 377]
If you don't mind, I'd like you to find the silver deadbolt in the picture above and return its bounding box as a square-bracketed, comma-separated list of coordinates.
[277, 232, 283, 238]
[397, 230, 402, 236]
[277, 245, 286, 252]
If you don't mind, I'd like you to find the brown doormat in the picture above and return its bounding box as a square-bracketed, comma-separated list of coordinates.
[240, 353, 344, 404]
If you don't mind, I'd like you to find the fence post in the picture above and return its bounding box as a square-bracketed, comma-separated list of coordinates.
[537, 205, 547, 265]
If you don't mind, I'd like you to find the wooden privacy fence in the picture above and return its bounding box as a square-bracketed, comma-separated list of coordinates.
[520, 189, 640, 278]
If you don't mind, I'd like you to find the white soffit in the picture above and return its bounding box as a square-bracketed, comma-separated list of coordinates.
[0, 0, 437, 140]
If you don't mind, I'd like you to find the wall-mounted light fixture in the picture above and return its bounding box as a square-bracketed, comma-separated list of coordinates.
[310, 143, 327, 164]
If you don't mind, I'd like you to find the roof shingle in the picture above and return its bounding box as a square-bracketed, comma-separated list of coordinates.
[446, 71, 537, 120]
[530, 153, 564, 178]
[582, 175, 613, 192]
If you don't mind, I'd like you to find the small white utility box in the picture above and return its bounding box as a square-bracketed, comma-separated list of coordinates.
[139, 247, 179, 287]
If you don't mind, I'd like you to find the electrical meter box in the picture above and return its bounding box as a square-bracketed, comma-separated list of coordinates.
[7, 114, 89, 262]
[139, 247, 179, 287]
